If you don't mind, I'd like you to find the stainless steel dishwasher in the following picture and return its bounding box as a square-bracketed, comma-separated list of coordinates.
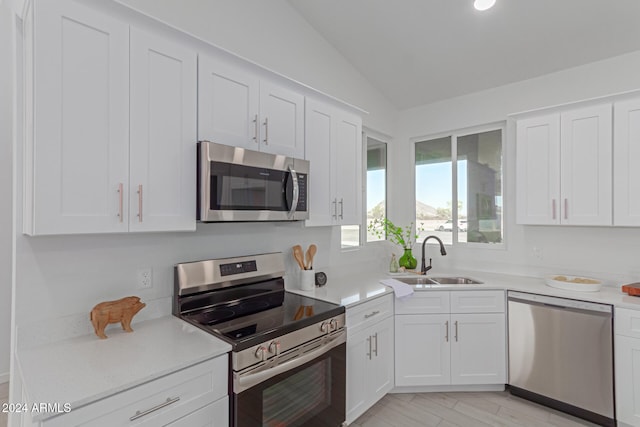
[507, 291, 614, 427]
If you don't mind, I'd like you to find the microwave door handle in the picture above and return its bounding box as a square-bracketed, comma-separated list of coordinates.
[288, 167, 299, 219]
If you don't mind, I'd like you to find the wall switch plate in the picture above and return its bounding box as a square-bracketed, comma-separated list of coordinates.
[137, 268, 152, 289]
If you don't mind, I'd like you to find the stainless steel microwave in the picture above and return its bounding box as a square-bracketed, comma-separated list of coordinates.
[197, 141, 309, 222]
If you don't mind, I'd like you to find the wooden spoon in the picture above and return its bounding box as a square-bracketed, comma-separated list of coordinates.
[305, 244, 317, 270]
[292, 245, 305, 270]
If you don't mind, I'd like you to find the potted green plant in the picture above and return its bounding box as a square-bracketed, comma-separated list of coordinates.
[368, 218, 422, 270]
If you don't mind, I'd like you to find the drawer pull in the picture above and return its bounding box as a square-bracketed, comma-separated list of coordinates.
[130, 396, 180, 421]
[364, 310, 380, 319]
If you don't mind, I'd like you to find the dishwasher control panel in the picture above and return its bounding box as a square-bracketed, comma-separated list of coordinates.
[508, 291, 612, 313]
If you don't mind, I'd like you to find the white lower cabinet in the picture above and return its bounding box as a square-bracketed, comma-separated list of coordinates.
[39, 355, 228, 427]
[395, 290, 506, 388]
[615, 307, 640, 426]
[346, 294, 394, 424]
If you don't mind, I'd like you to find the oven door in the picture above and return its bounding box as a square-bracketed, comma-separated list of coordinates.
[233, 330, 346, 427]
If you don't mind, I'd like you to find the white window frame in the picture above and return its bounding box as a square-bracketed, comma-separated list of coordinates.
[412, 121, 506, 249]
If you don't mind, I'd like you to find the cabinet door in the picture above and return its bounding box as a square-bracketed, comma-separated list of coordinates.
[560, 104, 612, 226]
[259, 81, 305, 158]
[616, 335, 640, 425]
[304, 98, 336, 226]
[335, 111, 363, 225]
[346, 327, 370, 424]
[395, 314, 450, 386]
[515, 114, 560, 225]
[450, 313, 506, 385]
[614, 98, 640, 226]
[369, 316, 394, 403]
[129, 29, 197, 232]
[29, 0, 129, 234]
[198, 54, 259, 149]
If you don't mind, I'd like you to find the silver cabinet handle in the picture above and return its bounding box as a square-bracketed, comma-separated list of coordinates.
[364, 310, 380, 319]
[339, 198, 344, 219]
[253, 114, 258, 142]
[332, 199, 338, 219]
[117, 183, 123, 223]
[445, 320, 449, 342]
[564, 198, 568, 220]
[130, 397, 180, 421]
[372, 333, 378, 357]
[552, 199, 556, 220]
[137, 184, 143, 222]
[454, 320, 459, 342]
[366, 336, 372, 360]
[263, 117, 269, 144]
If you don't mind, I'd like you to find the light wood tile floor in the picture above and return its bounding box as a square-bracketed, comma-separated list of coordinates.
[0, 382, 8, 427]
[351, 391, 602, 427]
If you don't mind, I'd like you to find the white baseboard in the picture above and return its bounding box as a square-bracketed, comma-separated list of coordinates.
[0, 371, 8, 384]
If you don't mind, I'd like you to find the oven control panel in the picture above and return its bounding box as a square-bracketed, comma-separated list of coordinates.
[220, 260, 258, 276]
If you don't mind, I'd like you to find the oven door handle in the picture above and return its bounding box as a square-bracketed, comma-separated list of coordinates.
[287, 167, 299, 219]
[234, 329, 346, 393]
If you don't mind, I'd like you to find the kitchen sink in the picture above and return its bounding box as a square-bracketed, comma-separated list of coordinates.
[395, 276, 482, 285]
[394, 276, 438, 285]
[428, 276, 483, 285]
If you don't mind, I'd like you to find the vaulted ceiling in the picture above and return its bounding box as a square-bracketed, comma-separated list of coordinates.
[287, 0, 640, 109]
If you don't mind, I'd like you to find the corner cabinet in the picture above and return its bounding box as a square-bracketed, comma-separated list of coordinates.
[23, 0, 197, 235]
[305, 98, 363, 226]
[198, 53, 305, 159]
[394, 290, 506, 388]
[346, 294, 394, 425]
[613, 98, 640, 226]
[515, 104, 612, 226]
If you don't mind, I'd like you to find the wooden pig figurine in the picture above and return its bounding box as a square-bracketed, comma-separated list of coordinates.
[90, 296, 146, 339]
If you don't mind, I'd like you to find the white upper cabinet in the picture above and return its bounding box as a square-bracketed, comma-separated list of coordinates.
[198, 56, 259, 149]
[614, 98, 640, 226]
[129, 29, 197, 232]
[516, 114, 561, 225]
[24, 0, 197, 235]
[516, 103, 612, 226]
[26, 0, 130, 235]
[305, 98, 362, 227]
[560, 104, 612, 226]
[198, 55, 305, 158]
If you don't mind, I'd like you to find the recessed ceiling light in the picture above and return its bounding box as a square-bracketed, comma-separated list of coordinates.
[474, 0, 496, 11]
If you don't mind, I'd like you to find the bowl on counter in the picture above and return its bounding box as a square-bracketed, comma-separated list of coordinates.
[545, 275, 602, 292]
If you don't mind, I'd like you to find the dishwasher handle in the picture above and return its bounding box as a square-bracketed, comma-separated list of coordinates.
[508, 291, 612, 315]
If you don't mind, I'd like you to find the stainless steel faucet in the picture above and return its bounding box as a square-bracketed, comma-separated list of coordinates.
[421, 235, 447, 274]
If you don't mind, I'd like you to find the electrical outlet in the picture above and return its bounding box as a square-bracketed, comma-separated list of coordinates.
[137, 268, 152, 289]
[532, 247, 543, 260]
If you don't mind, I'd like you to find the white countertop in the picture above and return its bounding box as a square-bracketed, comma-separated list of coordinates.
[288, 268, 640, 311]
[17, 316, 231, 422]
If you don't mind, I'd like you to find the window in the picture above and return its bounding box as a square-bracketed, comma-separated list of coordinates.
[366, 138, 387, 242]
[340, 134, 387, 248]
[415, 126, 503, 246]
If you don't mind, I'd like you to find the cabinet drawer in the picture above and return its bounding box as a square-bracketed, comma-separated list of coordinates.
[347, 294, 393, 333]
[43, 355, 228, 427]
[616, 307, 640, 338]
[450, 290, 505, 313]
[167, 397, 228, 427]
[395, 291, 449, 315]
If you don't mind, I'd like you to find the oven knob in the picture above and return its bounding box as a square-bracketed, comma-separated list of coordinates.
[268, 341, 281, 356]
[329, 318, 338, 331]
[255, 346, 268, 361]
[320, 321, 329, 333]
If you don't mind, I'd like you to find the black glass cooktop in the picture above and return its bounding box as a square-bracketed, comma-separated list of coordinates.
[179, 279, 343, 351]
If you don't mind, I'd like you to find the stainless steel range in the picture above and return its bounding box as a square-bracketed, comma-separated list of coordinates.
[173, 252, 346, 427]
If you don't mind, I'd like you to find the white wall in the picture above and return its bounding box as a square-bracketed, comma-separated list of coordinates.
[1, 2, 13, 383]
[391, 51, 640, 284]
[11, 0, 396, 339]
